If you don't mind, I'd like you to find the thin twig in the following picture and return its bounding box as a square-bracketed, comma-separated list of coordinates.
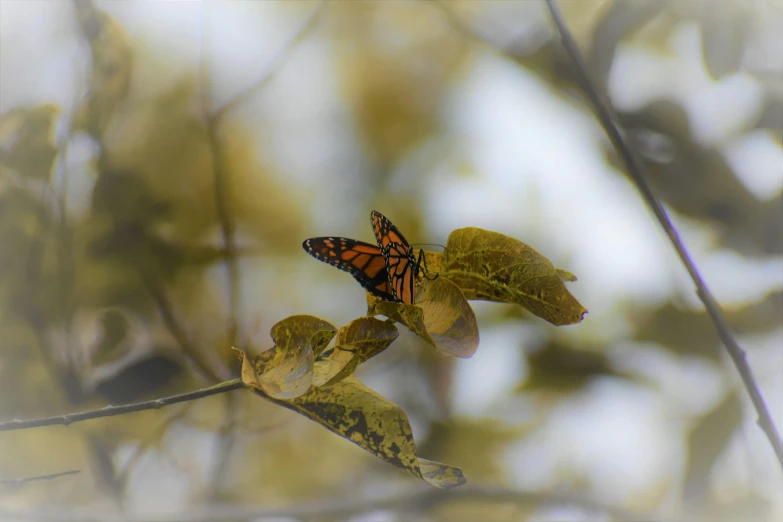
[0, 469, 81, 487]
[210, 1, 327, 123]
[202, 1, 326, 351]
[0, 380, 244, 432]
[140, 272, 222, 382]
[204, 129, 240, 349]
[116, 404, 193, 486]
[542, 0, 783, 469]
[206, 393, 238, 500]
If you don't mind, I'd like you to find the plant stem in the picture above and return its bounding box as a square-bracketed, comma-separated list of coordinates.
[0, 380, 245, 432]
[0, 469, 81, 487]
[543, 0, 783, 469]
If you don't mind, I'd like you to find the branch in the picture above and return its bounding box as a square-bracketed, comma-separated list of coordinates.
[116, 404, 193, 485]
[140, 272, 223, 382]
[0, 380, 245, 432]
[206, 393, 238, 500]
[542, 0, 783, 469]
[210, 1, 327, 123]
[201, 1, 326, 350]
[0, 470, 81, 487]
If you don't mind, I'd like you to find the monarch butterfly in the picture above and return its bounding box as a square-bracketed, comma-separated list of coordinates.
[302, 211, 427, 304]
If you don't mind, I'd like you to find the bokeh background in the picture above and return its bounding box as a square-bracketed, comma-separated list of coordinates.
[0, 0, 781, 521]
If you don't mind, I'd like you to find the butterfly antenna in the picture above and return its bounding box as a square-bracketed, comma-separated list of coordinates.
[410, 243, 447, 251]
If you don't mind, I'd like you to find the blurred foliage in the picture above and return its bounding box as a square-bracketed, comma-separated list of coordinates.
[421, 418, 529, 486]
[522, 341, 630, 393]
[0, 0, 780, 519]
[331, 1, 469, 177]
[684, 391, 743, 511]
[616, 100, 782, 255]
[72, 0, 132, 136]
[634, 290, 783, 360]
[0, 105, 60, 181]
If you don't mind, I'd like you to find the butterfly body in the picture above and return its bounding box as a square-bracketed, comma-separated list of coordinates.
[302, 211, 421, 304]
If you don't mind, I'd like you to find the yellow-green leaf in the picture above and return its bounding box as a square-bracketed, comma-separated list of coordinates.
[240, 315, 336, 399]
[556, 268, 578, 282]
[313, 317, 398, 386]
[440, 227, 587, 326]
[416, 276, 479, 358]
[371, 277, 479, 359]
[261, 376, 465, 489]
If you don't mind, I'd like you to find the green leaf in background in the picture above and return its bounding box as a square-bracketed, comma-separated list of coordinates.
[684, 391, 743, 510]
[633, 291, 783, 360]
[439, 227, 587, 326]
[0, 105, 59, 181]
[521, 341, 629, 393]
[72, 0, 132, 135]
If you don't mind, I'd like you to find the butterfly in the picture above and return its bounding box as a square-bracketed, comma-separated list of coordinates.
[302, 210, 425, 304]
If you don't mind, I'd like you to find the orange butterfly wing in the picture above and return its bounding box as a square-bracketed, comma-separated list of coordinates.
[302, 237, 394, 300]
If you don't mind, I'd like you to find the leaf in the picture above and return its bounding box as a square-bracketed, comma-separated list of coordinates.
[314, 317, 398, 386]
[416, 276, 479, 358]
[262, 376, 466, 489]
[372, 277, 479, 358]
[233, 347, 261, 389]
[0, 105, 59, 180]
[235, 315, 337, 399]
[555, 268, 578, 282]
[439, 227, 587, 326]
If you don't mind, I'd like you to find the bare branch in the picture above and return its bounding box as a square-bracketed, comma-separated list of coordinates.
[0, 380, 244, 432]
[201, 1, 326, 350]
[0, 470, 81, 488]
[140, 273, 223, 382]
[211, 1, 327, 123]
[206, 393, 238, 500]
[541, 0, 783, 469]
[116, 404, 193, 485]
